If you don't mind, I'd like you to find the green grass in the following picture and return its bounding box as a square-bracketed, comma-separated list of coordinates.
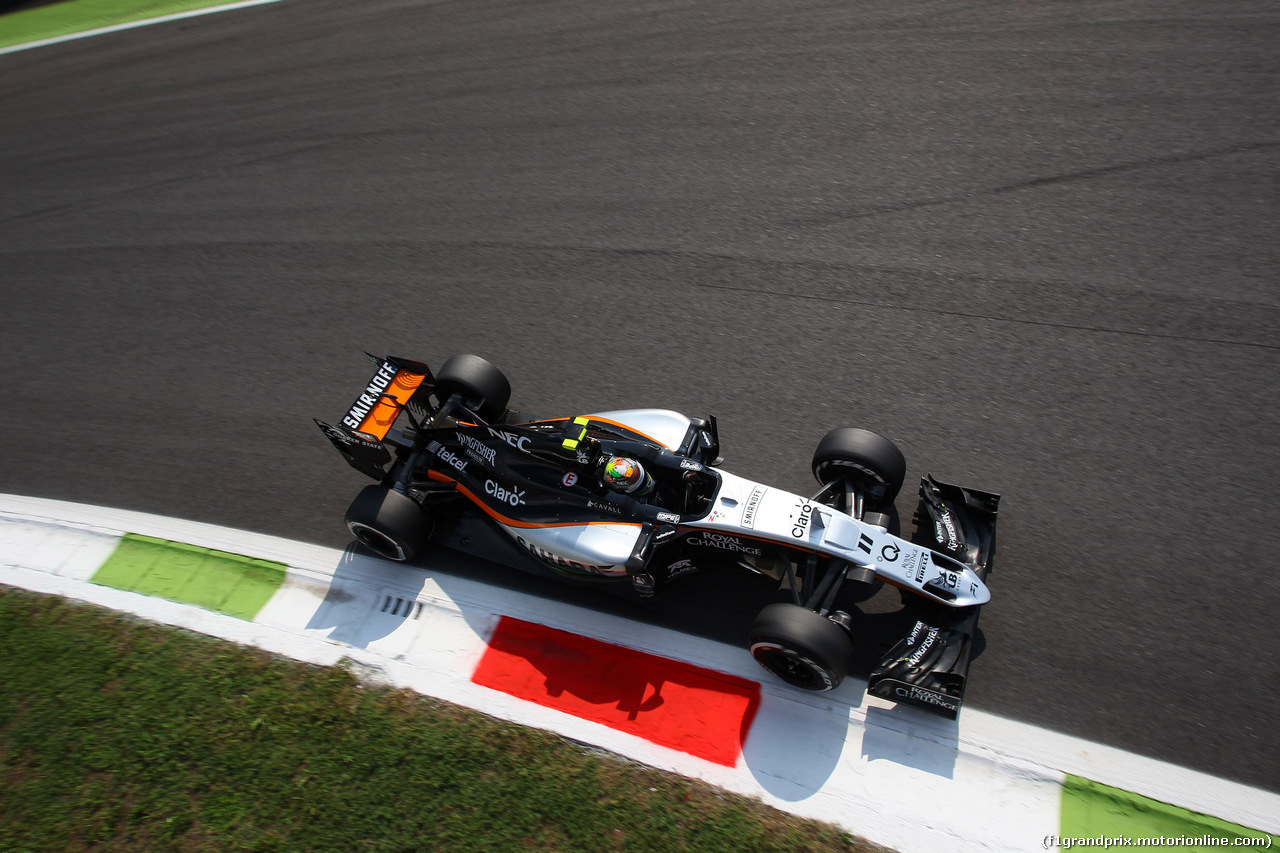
[0, 0, 254, 51]
[0, 587, 885, 853]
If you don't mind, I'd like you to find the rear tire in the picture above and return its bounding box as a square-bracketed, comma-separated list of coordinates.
[434, 354, 511, 423]
[812, 427, 907, 511]
[344, 485, 431, 562]
[748, 603, 853, 691]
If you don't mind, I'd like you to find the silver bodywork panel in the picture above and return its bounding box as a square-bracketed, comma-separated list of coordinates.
[584, 409, 693, 450]
[682, 470, 990, 606]
[500, 520, 640, 578]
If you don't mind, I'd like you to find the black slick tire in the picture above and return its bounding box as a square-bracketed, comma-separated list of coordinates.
[812, 427, 907, 511]
[748, 602, 853, 691]
[434, 354, 511, 423]
[344, 485, 430, 562]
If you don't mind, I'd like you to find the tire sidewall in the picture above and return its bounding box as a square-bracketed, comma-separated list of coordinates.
[812, 427, 907, 510]
[747, 603, 852, 691]
[749, 640, 842, 691]
[344, 486, 429, 562]
[346, 519, 412, 561]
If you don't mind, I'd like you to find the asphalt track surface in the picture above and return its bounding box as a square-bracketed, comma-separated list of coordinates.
[1, 0, 1277, 791]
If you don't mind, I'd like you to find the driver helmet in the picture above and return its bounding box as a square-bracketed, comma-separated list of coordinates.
[602, 456, 650, 494]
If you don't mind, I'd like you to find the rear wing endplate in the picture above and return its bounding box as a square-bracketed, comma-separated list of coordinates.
[315, 419, 392, 480]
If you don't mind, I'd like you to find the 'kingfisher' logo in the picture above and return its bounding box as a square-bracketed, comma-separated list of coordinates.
[457, 433, 497, 465]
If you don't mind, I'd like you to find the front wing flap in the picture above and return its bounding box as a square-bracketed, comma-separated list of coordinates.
[913, 474, 1000, 576]
[867, 475, 999, 719]
[867, 608, 980, 719]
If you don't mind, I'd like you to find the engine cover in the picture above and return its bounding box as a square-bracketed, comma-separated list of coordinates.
[500, 521, 642, 579]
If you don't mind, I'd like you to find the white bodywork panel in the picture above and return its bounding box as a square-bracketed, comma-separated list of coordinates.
[685, 470, 990, 607]
[585, 409, 693, 450]
[500, 521, 639, 578]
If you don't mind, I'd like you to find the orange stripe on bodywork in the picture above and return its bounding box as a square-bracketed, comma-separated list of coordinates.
[356, 370, 425, 439]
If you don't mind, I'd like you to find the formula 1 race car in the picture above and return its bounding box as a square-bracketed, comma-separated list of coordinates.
[317, 353, 1000, 718]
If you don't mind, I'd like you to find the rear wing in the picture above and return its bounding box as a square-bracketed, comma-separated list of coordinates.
[339, 354, 433, 440]
[315, 355, 433, 480]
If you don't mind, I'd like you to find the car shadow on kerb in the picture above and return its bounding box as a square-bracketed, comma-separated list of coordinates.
[740, 685, 862, 800]
[303, 544, 433, 649]
[741, 684, 962, 802]
[860, 705, 961, 779]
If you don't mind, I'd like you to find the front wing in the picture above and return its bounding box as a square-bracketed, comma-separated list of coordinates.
[867, 477, 1000, 719]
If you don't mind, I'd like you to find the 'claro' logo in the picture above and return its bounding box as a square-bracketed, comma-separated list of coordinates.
[485, 479, 525, 506]
[791, 501, 815, 538]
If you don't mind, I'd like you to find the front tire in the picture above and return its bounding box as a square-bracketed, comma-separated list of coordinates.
[812, 427, 907, 511]
[344, 486, 431, 562]
[748, 603, 853, 691]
